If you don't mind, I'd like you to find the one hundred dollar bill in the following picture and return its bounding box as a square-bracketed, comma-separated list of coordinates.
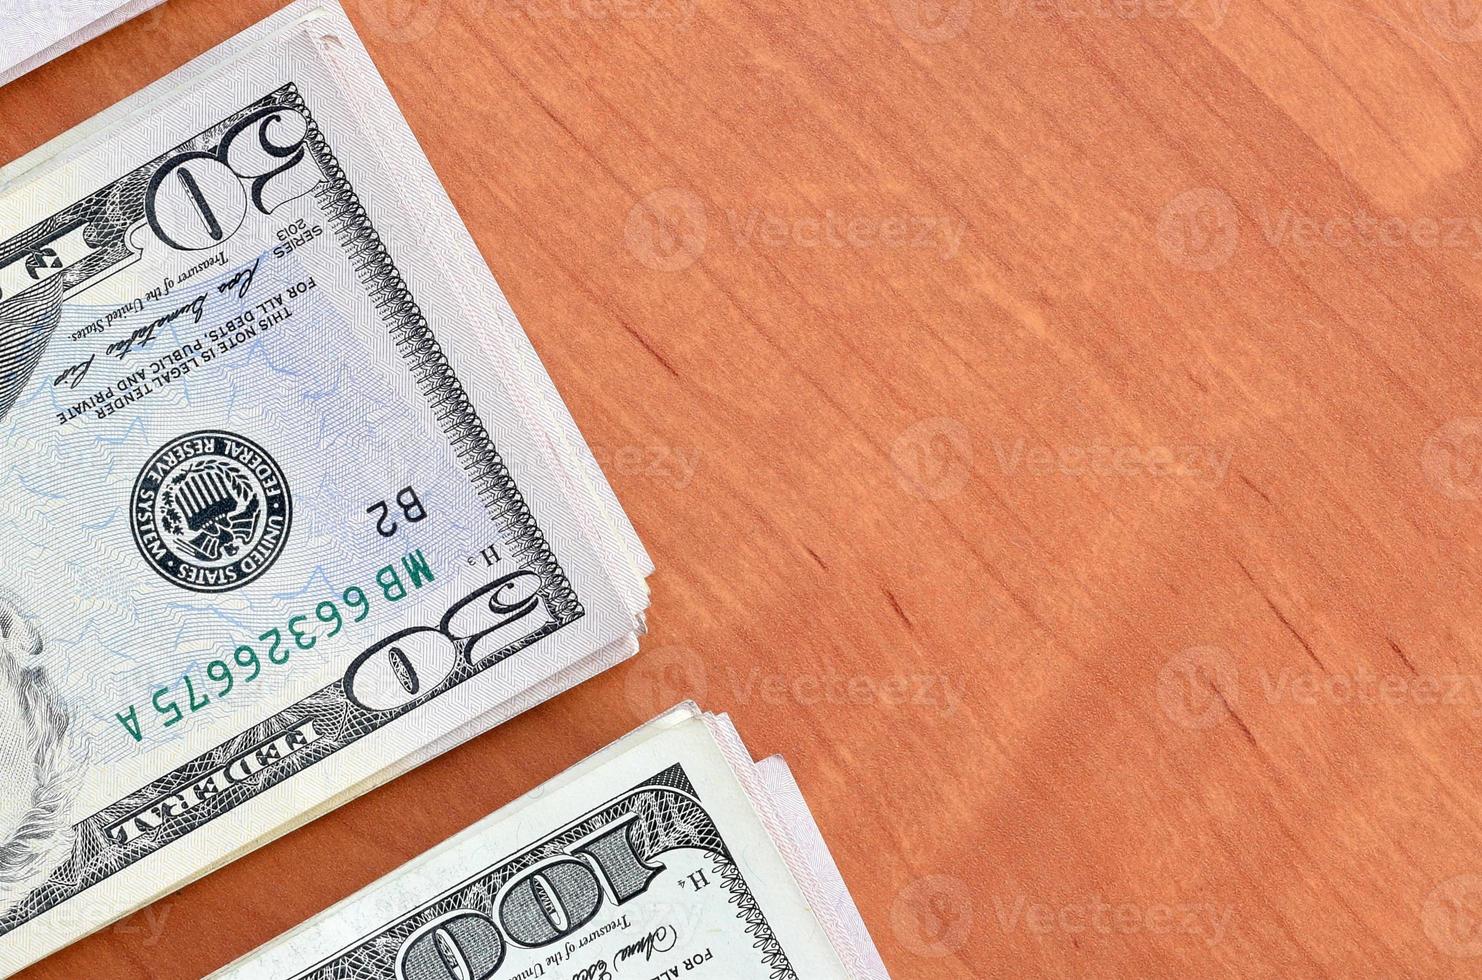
[0, 1, 651, 972]
[210, 704, 889, 980]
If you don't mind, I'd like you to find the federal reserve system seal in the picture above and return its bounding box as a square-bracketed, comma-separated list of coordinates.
[130, 430, 292, 593]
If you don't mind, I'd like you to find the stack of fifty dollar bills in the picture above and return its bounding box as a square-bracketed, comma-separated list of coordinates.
[0, 1, 885, 976]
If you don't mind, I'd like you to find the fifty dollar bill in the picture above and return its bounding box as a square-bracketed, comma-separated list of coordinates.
[0, 0, 651, 971]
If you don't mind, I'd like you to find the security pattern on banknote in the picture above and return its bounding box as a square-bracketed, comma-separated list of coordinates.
[211, 707, 884, 980]
[0, 1, 649, 971]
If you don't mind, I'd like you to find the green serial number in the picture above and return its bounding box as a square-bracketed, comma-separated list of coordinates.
[116, 550, 436, 744]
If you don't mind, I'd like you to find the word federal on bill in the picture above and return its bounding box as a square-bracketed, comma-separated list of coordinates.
[211, 704, 889, 980]
[0, 0, 652, 972]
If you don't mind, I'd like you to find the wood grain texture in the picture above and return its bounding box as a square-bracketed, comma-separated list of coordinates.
[6, 0, 1482, 975]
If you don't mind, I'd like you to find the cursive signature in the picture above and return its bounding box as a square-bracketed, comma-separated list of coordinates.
[52, 255, 261, 389]
[613, 924, 677, 966]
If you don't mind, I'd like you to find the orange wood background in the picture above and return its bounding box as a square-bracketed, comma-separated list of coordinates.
[7, 0, 1482, 975]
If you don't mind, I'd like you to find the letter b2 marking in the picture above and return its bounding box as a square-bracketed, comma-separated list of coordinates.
[367, 485, 429, 537]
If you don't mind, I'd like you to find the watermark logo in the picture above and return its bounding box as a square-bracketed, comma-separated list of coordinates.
[994, 893, 1234, 947]
[1157, 188, 1239, 271]
[626, 193, 965, 269]
[1157, 646, 1238, 730]
[728, 666, 963, 715]
[1160, 648, 1482, 731]
[130, 2, 178, 42]
[488, 0, 698, 24]
[890, 0, 975, 42]
[356, 0, 445, 42]
[1424, 874, 1482, 957]
[1423, 0, 1482, 42]
[993, 438, 1231, 484]
[891, 417, 973, 501]
[1423, 418, 1482, 501]
[628, 661, 961, 717]
[1257, 208, 1482, 257]
[625, 188, 708, 272]
[112, 902, 173, 947]
[623, 644, 708, 715]
[724, 208, 966, 260]
[999, 0, 1232, 28]
[892, 875, 975, 957]
[590, 444, 702, 490]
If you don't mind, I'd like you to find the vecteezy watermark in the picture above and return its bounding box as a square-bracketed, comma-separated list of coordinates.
[892, 875, 975, 957]
[624, 189, 968, 271]
[622, 644, 709, 715]
[487, 0, 697, 23]
[1423, 0, 1482, 43]
[1257, 207, 1482, 257]
[1424, 874, 1482, 958]
[723, 208, 967, 260]
[622, 653, 963, 717]
[727, 666, 963, 715]
[1158, 646, 1482, 731]
[14, 894, 174, 947]
[625, 188, 708, 272]
[590, 444, 701, 489]
[1156, 187, 1239, 271]
[993, 438, 1232, 484]
[354, 0, 446, 43]
[889, 0, 975, 42]
[1157, 187, 1482, 269]
[111, 902, 173, 947]
[998, 0, 1232, 27]
[1259, 668, 1482, 715]
[1422, 418, 1482, 501]
[993, 894, 1234, 947]
[891, 418, 974, 501]
[1157, 646, 1239, 730]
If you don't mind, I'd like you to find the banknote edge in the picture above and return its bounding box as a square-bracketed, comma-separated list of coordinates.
[0, 82, 591, 938]
[285, 765, 801, 980]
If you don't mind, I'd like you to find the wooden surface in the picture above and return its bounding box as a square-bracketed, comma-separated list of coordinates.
[6, 0, 1482, 976]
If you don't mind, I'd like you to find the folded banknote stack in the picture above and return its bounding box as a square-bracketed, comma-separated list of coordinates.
[210, 704, 889, 980]
[0, 1, 652, 972]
